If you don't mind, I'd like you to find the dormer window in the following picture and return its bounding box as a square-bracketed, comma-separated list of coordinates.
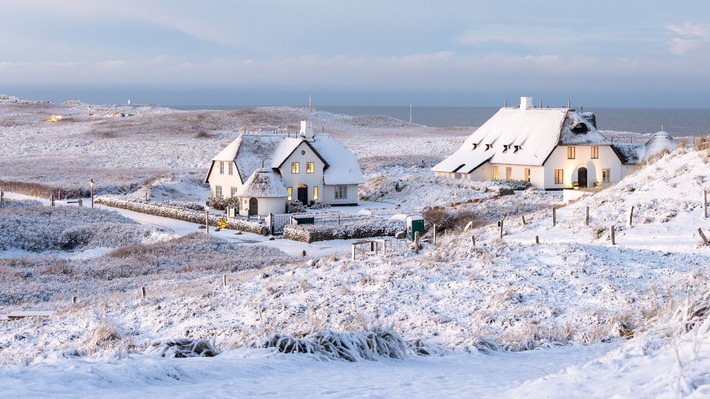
[571, 123, 589, 134]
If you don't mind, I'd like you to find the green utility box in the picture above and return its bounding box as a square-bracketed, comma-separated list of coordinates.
[406, 216, 425, 241]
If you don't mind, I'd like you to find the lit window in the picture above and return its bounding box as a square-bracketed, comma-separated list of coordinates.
[306, 162, 315, 174]
[524, 168, 530, 182]
[334, 185, 347, 199]
[215, 185, 223, 198]
[219, 161, 224, 174]
[287, 187, 292, 201]
[228, 162, 233, 175]
[493, 166, 499, 180]
[602, 169, 610, 183]
[591, 146, 599, 159]
[291, 162, 300, 174]
[554, 169, 564, 184]
[505, 167, 512, 180]
[313, 186, 319, 200]
[567, 147, 576, 159]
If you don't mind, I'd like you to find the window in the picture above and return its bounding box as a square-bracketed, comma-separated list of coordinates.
[493, 166, 499, 180]
[524, 168, 531, 182]
[219, 161, 224, 174]
[228, 162, 233, 175]
[505, 167, 512, 180]
[554, 169, 564, 184]
[313, 186, 319, 200]
[334, 185, 348, 199]
[567, 146, 576, 159]
[291, 162, 300, 174]
[215, 185, 223, 198]
[306, 162, 315, 174]
[591, 146, 599, 159]
[230, 187, 238, 197]
[602, 168, 610, 183]
[287, 187, 292, 201]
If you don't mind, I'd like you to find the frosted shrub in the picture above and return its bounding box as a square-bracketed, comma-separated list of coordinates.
[148, 338, 220, 358]
[258, 327, 411, 361]
[422, 206, 485, 232]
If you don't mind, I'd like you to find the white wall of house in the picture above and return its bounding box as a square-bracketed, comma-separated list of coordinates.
[238, 197, 286, 216]
[207, 160, 242, 198]
[542, 145, 624, 189]
[321, 183, 359, 205]
[277, 142, 327, 204]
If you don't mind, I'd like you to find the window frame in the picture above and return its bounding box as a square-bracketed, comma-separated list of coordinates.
[602, 168, 610, 183]
[591, 146, 599, 159]
[524, 168, 531, 182]
[306, 162, 315, 174]
[287, 187, 292, 201]
[567, 146, 576, 159]
[334, 185, 348, 199]
[313, 186, 319, 200]
[505, 166, 512, 180]
[554, 169, 564, 184]
[291, 162, 300, 174]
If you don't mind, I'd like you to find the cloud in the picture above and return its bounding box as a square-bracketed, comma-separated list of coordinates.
[667, 22, 707, 55]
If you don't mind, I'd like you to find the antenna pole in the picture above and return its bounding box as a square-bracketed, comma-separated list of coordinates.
[409, 104, 412, 123]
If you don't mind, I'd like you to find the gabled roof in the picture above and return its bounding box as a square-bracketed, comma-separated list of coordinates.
[235, 168, 289, 198]
[433, 105, 619, 173]
[206, 131, 364, 186]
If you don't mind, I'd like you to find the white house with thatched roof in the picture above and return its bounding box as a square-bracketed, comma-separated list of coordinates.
[433, 97, 668, 190]
[205, 121, 363, 214]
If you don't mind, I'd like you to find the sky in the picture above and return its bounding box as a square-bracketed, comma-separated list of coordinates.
[2, 0, 710, 107]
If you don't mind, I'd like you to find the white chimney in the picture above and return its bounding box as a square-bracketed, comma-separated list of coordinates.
[300, 120, 314, 139]
[520, 96, 533, 110]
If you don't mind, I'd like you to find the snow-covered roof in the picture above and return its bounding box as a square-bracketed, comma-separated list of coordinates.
[433, 106, 622, 173]
[642, 131, 677, 161]
[235, 168, 289, 198]
[208, 131, 364, 185]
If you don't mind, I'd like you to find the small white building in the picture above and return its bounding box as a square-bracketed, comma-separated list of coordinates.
[235, 168, 289, 216]
[432, 97, 670, 189]
[205, 121, 364, 211]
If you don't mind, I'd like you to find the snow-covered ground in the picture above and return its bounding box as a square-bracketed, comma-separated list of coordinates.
[1, 95, 709, 397]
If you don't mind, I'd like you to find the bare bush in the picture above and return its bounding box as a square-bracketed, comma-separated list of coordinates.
[423, 207, 486, 232]
[148, 338, 220, 358]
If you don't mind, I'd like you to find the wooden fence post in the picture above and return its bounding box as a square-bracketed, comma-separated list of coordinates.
[521, 215, 526, 225]
[535, 235, 539, 244]
[433, 224, 437, 246]
[499, 219, 504, 239]
[585, 206, 589, 226]
[703, 190, 708, 219]
[471, 235, 476, 247]
[628, 206, 634, 227]
[610, 225, 616, 245]
[699, 228, 709, 246]
[414, 232, 420, 254]
[140, 287, 146, 299]
[552, 207, 557, 226]
[222, 274, 227, 286]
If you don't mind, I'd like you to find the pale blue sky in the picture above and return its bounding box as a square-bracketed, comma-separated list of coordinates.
[2, 0, 709, 107]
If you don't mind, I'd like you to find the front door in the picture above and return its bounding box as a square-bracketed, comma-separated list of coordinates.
[249, 197, 258, 216]
[578, 167, 588, 188]
[297, 185, 308, 205]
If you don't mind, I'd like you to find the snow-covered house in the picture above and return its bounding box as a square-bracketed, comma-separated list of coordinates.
[205, 121, 363, 215]
[234, 168, 289, 216]
[433, 97, 658, 189]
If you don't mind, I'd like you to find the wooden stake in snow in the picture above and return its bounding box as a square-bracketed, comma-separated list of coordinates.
[222, 274, 227, 286]
[71, 296, 77, 305]
[140, 287, 146, 299]
[432, 224, 437, 246]
[471, 235, 476, 247]
[535, 235, 540, 245]
[699, 228, 709, 246]
[414, 231, 420, 254]
[585, 206, 590, 226]
[521, 215, 526, 225]
[628, 206, 635, 227]
[610, 225, 616, 245]
[498, 219, 504, 239]
[552, 207, 557, 226]
[703, 190, 708, 219]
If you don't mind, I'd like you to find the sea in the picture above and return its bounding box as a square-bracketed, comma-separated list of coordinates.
[170, 105, 710, 137]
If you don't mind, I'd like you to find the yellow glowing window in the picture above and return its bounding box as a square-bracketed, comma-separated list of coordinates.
[555, 169, 564, 184]
[591, 146, 599, 159]
[567, 147, 576, 159]
[313, 186, 318, 200]
[291, 162, 300, 174]
[287, 187, 292, 200]
[306, 162, 315, 174]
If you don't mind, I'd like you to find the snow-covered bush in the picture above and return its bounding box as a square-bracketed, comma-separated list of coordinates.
[148, 338, 220, 358]
[257, 328, 410, 361]
[283, 219, 404, 243]
[422, 206, 486, 232]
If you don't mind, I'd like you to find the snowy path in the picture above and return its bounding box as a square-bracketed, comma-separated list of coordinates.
[0, 345, 615, 398]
